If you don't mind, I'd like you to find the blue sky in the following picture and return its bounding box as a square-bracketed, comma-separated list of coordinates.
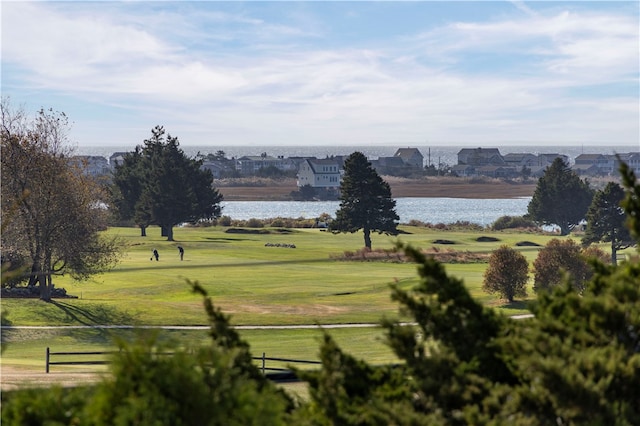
[2, 1, 638, 147]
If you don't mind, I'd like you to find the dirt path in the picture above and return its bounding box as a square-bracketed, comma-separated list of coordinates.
[1, 365, 106, 390]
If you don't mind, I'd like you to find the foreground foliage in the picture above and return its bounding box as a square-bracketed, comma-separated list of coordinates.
[3, 168, 639, 425]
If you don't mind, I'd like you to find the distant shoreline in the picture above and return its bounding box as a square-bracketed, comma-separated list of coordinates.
[217, 177, 538, 201]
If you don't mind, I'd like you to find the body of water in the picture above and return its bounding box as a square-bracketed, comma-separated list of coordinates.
[221, 197, 531, 227]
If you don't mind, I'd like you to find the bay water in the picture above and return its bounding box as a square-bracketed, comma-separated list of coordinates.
[79, 144, 634, 226]
[221, 197, 531, 226]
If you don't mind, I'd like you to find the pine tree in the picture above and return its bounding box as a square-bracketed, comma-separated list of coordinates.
[527, 158, 593, 235]
[329, 152, 399, 249]
[582, 181, 634, 264]
[112, 126, 223, 241]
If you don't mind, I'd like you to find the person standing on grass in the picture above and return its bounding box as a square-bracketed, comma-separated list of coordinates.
[152, 249, 159, 261]
[177, 246, 184, 261]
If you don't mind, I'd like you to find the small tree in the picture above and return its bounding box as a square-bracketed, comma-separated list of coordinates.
[329, 152, 399, 249]
[482, 245, 529, 302]
[533, 238, 592, 293]
[582, 182, 634, 264]
[527, 158, 593, 235]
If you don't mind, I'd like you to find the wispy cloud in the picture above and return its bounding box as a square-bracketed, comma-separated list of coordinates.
[2, 1, 637, 146]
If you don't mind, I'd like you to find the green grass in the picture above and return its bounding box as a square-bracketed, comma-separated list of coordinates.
[4, 224, 609, 371]
[3, 225, 564, 328]
[1, 327, 395, 372]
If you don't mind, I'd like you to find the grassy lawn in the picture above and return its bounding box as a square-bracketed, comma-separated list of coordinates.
[3, 224, 603, 372]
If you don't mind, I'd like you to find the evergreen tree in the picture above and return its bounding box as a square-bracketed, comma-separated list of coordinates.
[527, 158, 593, 235]
[111, 147, 152, 236]
[112, 126, 223, 241]
[582, 181, 634, 264]
[329, 151, 399, 249]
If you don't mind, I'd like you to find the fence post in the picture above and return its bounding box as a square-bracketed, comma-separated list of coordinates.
[45, 347, 50, 373]
[262, 352, 266, 375]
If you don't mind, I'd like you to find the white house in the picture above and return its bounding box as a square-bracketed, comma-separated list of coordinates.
[297, 159, 341, 189]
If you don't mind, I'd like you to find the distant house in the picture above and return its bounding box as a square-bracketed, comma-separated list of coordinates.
[608, 152, 640, 175]
[574, 153, 611, 174]
[70, 155, 110, 176]
[624, 152, 640, 174]
[109, 152, 129, 168]
[451, 164, 476, 177]
[503, 153, 539, 167]
[200, 161, 226, 179]
[394, 148, 424, 168]
[537, 153, 569, 166]
[235, 155, 294, 175]
[572, 163, 603, 177]
[371, 156, 406, 174]
[297, 159, 341, 189]
[457, 148, 504, 166]
[529, 165, 548, 178]
[476, 165, 518, 178]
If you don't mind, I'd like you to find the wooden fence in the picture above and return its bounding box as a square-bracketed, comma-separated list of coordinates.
[45, 347, 321, 381]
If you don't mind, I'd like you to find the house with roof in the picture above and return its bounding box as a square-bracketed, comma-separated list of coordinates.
[70, 155, 110, 176]
[607, 152, 640, 175]
[200, 161, 226, 179]
[503, 153, 539, 167]
[451, 164, 476, 177]
[572, 163, 603, 177]
[624, 152, 640, 174]
[109, 152, 129, 168]
[297, 159, 341, 189]
[394, 148, 424, 168]
[235, 155, 295, 175]
[574, 153, 611, 174]
[537, 153, 569, 166]
[371, 156, 407, 175]
[457, 148, 504, 166]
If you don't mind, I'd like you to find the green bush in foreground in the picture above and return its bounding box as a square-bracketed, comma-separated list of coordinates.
[3, 167, 640, 425]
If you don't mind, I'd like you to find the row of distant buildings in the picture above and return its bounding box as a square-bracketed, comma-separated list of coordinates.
[454, 148, 640, 179]
[71, 147, 640, 190]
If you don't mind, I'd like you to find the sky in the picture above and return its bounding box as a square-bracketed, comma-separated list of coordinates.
[2, 1, 639, 148]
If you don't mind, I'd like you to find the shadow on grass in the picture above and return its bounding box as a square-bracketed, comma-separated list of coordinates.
[50, 301, 137, 327]
[496, 300, 530, 311]
[203, 237, 257, 242]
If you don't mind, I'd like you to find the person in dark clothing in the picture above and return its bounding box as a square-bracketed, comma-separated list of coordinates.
[152, 249, 159, 261]
[177, 246, 184, 261]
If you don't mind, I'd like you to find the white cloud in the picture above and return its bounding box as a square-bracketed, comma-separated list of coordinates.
[1, 2, 637, 146]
